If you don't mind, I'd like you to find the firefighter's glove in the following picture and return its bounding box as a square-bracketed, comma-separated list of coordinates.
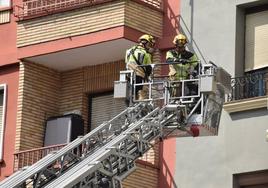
[147, 76, 152, 82]
[189, 70, 198, 79]
[168, 71, 176, 81]
[170, 75, 176, 81]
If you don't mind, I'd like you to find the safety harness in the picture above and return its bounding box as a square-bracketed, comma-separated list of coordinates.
[127, 45, 147, 77]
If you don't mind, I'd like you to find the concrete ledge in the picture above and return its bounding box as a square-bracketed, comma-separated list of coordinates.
[224, 96, 268, 113]
[223, 96, 268, 113]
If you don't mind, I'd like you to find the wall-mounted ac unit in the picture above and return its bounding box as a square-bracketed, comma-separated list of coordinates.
[44, 114, 84, 147]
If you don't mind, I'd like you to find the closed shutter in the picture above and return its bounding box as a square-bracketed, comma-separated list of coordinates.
[0, 85, 6, 161]
[245, 10, 268, 72]
[90, 93, 126, 130]
[0, 10, 10, 24]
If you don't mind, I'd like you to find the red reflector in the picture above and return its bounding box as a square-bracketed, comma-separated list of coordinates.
[190, 125, 200, 137]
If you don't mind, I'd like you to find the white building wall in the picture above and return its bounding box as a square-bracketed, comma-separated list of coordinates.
[175, 110, 268, 188]
[174, 0, 268, 187]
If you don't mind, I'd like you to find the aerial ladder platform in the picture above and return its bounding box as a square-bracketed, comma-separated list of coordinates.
[0, 61, 231, 188]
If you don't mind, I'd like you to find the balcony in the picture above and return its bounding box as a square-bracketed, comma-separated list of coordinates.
[14, 0, 162, 20]
[224, 71, 268, 113]
[13, 144, 66, 171]
[13, 140, 158, 173]
[228, 71, 267, 101]
[15, 0, 163, 48]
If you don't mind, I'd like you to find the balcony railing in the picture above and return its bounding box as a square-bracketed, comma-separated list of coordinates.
[228, 71, 268, 102]
[13, 144, 66, 171]
[14, 0, 163, 20]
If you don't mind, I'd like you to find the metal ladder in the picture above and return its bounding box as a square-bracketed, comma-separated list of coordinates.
[0, 103, 181, 188]
[43, 104, 185, 188]
[0, 103, 148, 187]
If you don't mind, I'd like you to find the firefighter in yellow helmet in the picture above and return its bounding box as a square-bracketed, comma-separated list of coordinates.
[125, 34, 155, 100]
[166, 34, 199, 97]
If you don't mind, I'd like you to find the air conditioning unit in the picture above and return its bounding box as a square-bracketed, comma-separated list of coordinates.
[44, 114, 84, 147]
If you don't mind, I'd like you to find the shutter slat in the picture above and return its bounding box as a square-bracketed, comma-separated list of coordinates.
[91, 94, 126, 130]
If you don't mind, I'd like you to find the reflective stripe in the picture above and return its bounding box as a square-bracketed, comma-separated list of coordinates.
[127, 62, 145, 77]
[137, 53, 145, 65]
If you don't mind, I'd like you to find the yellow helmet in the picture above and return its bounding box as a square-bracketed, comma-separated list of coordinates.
[139, 34, 155, 46]
[173, 34, 187, 45]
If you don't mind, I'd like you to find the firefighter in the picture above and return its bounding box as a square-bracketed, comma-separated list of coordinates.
[166, 34, 199, 97]
[125, 34, 155, 100]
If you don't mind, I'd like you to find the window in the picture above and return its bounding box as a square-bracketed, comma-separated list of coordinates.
[244, 8, 268, 98]
[244, 69, 267, 97]
[0, 0, 10, 8]
[89, 92, 126, 131]
[0, 84, 6, 161]
[245, 9, 268, 72]
[230, 6, 268, 102]
[233, 170, 268, 188]
[0, 0, 11, 24]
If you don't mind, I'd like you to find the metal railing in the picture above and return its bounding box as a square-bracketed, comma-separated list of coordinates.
[228, 71, 268, 101]
[14, 0, 162, 20]
[13, 144, 66, 171]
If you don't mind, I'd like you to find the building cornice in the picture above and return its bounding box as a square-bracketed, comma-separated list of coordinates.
[224, 96, 268, 113]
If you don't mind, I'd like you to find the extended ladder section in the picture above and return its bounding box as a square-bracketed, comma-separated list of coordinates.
[0, 62, 231, 188]
[0, 104, 146, 187]
[0, 103, 186, 188]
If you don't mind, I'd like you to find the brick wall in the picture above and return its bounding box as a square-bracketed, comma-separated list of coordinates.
[140, 141, 159, 166]
[59, 68, 85, 130]
[122, 162, 159, 188]
[83, 61, 125, 93]
[16, 61, 125, 149]
[16, 60, 160, 186]
[16, 62, 60, 151]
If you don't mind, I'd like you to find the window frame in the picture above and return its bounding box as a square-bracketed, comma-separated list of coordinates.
[0, 84, 7, 162]
[233, 170, 268, 188]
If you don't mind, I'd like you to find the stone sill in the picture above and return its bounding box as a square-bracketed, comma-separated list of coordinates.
[224, 96, 268, 113]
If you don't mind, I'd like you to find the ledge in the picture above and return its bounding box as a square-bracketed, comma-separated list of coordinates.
[224, 96, 268, 113]
[0, 7, 12, 11]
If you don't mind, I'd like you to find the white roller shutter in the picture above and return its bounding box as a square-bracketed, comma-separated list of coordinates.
[245, 10, 268, 72]
[90, 93, 126, 130]
[0, 84, 6, 161]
